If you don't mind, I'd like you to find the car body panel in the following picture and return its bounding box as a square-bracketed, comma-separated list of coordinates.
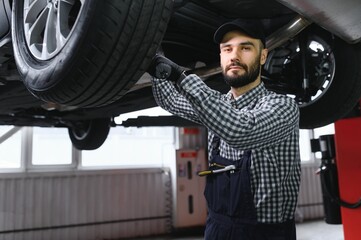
[277, 0, 361, 43]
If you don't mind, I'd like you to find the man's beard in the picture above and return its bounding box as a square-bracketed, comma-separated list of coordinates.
[223, 56, 261, 88]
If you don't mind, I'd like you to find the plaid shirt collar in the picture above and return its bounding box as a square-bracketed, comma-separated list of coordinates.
[226, 82, 268, 105]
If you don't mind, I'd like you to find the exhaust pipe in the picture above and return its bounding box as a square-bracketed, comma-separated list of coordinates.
[266, 15, 312, 51]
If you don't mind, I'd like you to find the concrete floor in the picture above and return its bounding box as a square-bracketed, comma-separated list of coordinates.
[126, 219, 344, 240]
[296, 220, 344, 240]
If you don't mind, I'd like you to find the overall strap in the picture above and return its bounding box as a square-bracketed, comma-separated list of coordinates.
[210, 135, 221, 157]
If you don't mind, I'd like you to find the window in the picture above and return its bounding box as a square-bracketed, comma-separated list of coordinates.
[31, 127, 73, 166]
[0, 126, 22, 169]
[313, 123, 335, 159]
[299, 124, 335, 162]
[313, 123, 335, 139]
[299, 129, 313, 162]
[81, 126, 175, 168]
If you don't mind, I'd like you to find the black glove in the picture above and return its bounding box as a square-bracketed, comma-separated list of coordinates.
[147, 54, 186, 82]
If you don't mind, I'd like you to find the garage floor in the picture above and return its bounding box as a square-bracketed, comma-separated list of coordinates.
[125, 219, 344, 240]
[295, 220, 344, 240]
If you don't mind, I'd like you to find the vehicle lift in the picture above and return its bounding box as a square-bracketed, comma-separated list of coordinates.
[312, 107, 361, 240]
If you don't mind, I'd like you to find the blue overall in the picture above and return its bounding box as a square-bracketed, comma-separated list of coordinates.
[204, 136, 296, 240]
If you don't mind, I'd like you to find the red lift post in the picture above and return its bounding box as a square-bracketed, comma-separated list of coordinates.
[334, 117, 361, 240]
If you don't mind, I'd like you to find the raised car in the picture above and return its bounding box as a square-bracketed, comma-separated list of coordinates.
[1, 0, 361, 149]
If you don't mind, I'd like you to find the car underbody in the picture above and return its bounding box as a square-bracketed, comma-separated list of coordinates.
[1, 0, 361, 149]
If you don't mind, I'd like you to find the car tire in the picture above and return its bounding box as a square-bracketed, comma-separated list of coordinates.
[11, 0, 173, 107]
[265, 26, 361, 129]
[299, 35, 361, 128]
[68, 118, 110, 150]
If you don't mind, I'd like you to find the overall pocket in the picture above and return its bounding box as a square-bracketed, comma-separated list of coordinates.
[204, 169, 231, 214]
[229, 168, 255, 218]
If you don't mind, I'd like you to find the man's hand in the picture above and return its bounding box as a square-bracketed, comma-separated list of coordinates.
[147, 54, 185, 82]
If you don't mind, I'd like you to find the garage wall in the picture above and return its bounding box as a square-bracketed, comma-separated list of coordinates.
[0, 162, 325, 240]
[0, 168, 172, 240]
[296, 163, 325, 221]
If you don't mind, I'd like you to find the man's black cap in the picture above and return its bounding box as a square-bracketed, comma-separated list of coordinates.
[214, 19, 266, 47]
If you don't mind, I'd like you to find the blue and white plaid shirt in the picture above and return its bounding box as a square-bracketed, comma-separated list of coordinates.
[152, 74, 301, 223]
